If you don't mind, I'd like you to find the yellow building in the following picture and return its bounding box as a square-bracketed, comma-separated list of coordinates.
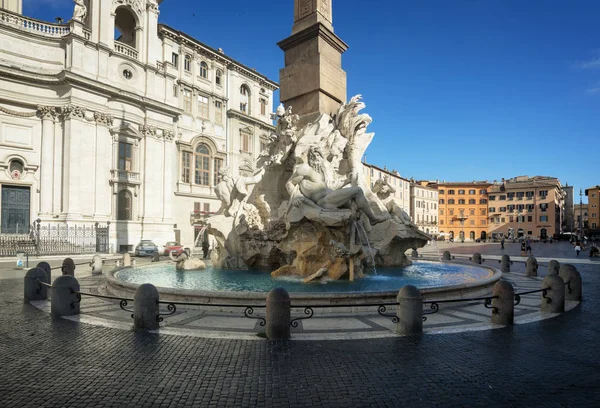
[430, 181, 491, 242]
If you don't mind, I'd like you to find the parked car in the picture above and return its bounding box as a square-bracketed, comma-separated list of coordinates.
[164, 241, 184, 256]
[134, 240, 159, 257]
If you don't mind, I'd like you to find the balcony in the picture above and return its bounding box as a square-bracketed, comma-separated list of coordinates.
[110, 169, 140, 185]
[0, 9, 69, 38]
[114, 42, 138, 60]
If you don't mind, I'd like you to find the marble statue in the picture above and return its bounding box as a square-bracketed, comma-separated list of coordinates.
[72, 0, 87, 23]
[169, 250, 206, 271]
[206, 95, 429, 279]
[372, 176, 412, 225]
[285, 146, 389, 225]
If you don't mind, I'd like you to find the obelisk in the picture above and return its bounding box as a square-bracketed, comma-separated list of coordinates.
[277, 0, 348, 123]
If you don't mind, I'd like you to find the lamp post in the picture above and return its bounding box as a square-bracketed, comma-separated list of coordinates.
[580, 188, 584, 240]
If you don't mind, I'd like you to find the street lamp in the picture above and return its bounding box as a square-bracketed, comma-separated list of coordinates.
[580, 188, 584, 240]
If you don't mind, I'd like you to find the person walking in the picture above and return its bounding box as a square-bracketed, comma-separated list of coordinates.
[201, 241, 209, 259]
[575, 243, 582, 257]
[500, 237, 505, 250]
[525, 238, 532, 256]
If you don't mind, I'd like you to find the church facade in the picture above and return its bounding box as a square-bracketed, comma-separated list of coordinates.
[0, 0, 277, 252]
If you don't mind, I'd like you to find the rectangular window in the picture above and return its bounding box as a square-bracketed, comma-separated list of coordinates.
[449, 209, 454, 215]
[469, 189, 476, 195]
[507, 193, 515, 200]
[499, 207, 506, 212]
[181, 151, 191, 183]
[194, 202, 201, 213]
[439, 199, 445, 204]
[501, 217, 505, 223]
[509, 216, 514, 222]
[440, 209, 444, 215]
[489, 207, 496, 213]
[440, 220, 444, 225]
[458, 199, 465, 205]
[469, 209, 475, 215]
[469, 199, 476, 204]
[184, 56, 191, 72]
[118, 142, 133, 171]
[240, 102, 247, 113]
[213, 158, 223, 186]
[197, 95, 209, 119]
[539, 203, 548, 212]
[214, 101, 223, 125]
[458, 189, 465, 195]
[470, 220, 475, 225]
[183, 89, 192, 113]
[448, 190, 455, 195]
[539, 190, 548, 197]
[194, 153, 209, 186]
[481, 209, 486, 215]
[499, 195, 506, 200]
[489, 195, 496, 201]
[240, 131, 251, 153]
[527, 216, 532, 222]
[593, 223, 597, 228]
[439, 190, 445, 195]
[448, 199, 455, 204]
[171, 53, 179, 68]
[203, 203, 210, 213]
[540, 216, 548, 222]
[480, 199, 488, 204]
[516, 192, 524, 198]
[259, 98, 267, 116]
[173, 84, 178, 97]
[481, 219, 486, 225]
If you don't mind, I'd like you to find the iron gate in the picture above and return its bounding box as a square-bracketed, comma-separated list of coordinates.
[0, 220, 111, 257]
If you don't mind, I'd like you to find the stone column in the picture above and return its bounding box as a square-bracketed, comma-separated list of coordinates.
[526, 256, 538, 277]
[133, 284, 160, 331]
[547, 260, 560, 276]
[266, 288, 291, 340]
[51, 275, 80, 318]
[24, 267, 48, 302]
[500, 254, 511, 273]
[396, 285, 423, 336]
[491, 281, 514, 325]
[559, 264, 582, 302]
[541, 275, 565, 313]
[37, 106, 57, 216]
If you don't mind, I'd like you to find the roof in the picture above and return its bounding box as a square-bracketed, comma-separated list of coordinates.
[362, 162, 410, 182]
[158, 24, 279, 90]
[585, 185, 600, 196]
[431, 181, 491, 187]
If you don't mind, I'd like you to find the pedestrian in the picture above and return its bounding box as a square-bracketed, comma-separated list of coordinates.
[500, 237, 505, 250]
[201, 241, 209, 259]
[520, 242, 526, 257]
[575, 243, 582, 257]
[525, 238, 532, 256]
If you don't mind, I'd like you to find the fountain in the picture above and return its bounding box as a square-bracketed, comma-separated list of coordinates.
[105, 0, 502, 306]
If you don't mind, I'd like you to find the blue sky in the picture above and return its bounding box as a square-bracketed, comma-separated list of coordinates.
[25, 0, 600, 203]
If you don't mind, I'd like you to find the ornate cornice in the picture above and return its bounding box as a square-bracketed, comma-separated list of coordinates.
[227, 109, 275, 132]
[139, 123, 176, 142]
[61, 104, 86, 120]
[147, 0, 160, 15]
[94, 111, 114, 126]
[113, 0, 144, 16]
[37, 105, 58, 120]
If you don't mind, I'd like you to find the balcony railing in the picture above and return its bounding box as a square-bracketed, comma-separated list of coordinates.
[114, 42, 138, 60]
[0, 9, 70, 37]
[110, 169, 140, 184]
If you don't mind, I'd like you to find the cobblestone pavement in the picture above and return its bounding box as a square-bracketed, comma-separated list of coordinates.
[1, 244, 599, 407]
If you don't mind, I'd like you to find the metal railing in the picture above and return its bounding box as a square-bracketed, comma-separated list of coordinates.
[422, 296, 498, 321]
[513, 287, 550, 306]
[288, 302, 401, 327]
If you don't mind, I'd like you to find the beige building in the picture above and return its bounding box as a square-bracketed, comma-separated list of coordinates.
[573, 203, 588, 236]
[410, 182, 438, 236]
[487, 176, 564, 240]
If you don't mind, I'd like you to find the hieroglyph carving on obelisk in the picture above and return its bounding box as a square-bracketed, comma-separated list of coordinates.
[295, 0, 332, 24]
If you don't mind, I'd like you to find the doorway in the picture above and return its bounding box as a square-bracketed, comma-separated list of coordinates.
[1, 186, 30, 234]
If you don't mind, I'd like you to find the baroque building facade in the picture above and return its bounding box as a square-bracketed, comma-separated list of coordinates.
[585, 186, 599, 236]
[0, 0, 277, 251]
[410, 182, 438, 236]
[362, 162, 411, 217]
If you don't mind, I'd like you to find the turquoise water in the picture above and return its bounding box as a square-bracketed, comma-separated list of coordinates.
[115, 261, 492, 293]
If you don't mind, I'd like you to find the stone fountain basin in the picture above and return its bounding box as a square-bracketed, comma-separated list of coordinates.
[104, 261, 502, 315]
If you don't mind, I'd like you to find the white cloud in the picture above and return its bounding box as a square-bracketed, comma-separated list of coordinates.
[575, 58, 600, 70]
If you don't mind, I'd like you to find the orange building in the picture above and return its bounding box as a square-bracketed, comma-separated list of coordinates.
[430, 181, 491, 242]
[585, 186, 600, 236]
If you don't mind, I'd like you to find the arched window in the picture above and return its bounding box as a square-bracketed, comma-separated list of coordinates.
[114, 7, 137, 49]
[194, 143, 210, 186]
[199, 61, 208, 79]
[240, 85, 250, 114]
[184, 55, 192, 72]
[117, 190, 132, 220]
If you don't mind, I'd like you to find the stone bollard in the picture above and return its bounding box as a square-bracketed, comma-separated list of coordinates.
[91, 255, 103, 275]
[133, 284, 160, 331]
[500, 254, 511, 273]
[526, 256, 538, 277]
[547, 260, 560, 276]
[491, 281, 514, 325]
[51, 275, 80, 318]
[36, 261, 52, 285]
[541, 275, 565, 314]
[396, 285, 423, 336]
[122, 252, 132, 267]
[266, 288, 291, 340]
[61, 258, 75, 276]
[151, 252, 160, 263]
[24, 267, 48, 302]
[442, 251, 451, 261]
[472, 253, 482, 264]
[559, 264, 582, 302]
[411, 249, 419, 259]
